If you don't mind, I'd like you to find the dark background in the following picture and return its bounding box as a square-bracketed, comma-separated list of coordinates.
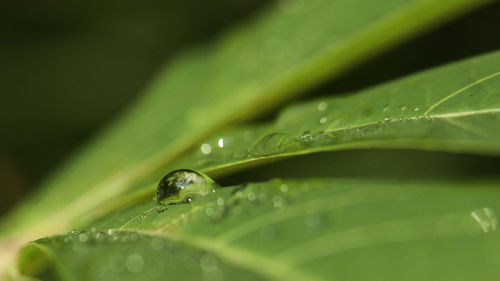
[1, 1, 500, 215]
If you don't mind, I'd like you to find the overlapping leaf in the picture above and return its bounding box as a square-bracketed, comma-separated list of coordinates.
[170, 50, 500, 176]
[19, 179, 500, 281]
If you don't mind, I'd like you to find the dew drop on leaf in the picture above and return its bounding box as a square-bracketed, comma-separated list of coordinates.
[217, 138, 224, 148]
[126, 254, 145, 273]
[250, 132, 302, 157]
[200, 143, 212, 154]
[150, 237, 164, 250]
[156, 169, 220, 205]
[471, 207, 497, 233]
[317, 102, 328, 112]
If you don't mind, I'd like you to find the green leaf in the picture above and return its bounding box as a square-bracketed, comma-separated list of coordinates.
[18, 178, 500, 281]
[170, 50, 500, 176]
[1, 0, 490, 242]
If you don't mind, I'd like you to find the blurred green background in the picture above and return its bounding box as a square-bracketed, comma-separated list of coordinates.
[1, 0, 500, 215]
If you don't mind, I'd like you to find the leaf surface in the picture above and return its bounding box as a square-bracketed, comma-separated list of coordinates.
[170, 50, 500, 176]
[19, 178, 500, 281]
[2, 0, 490, 240]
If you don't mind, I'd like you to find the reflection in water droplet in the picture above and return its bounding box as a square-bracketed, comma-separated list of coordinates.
[471, 208, 497, 233]
[414, 107, 420, 112]
[126, 254, 145, 273]
[317, 102, 328, 112]
[201, 143, 212, 154]
[319, 117, 328, 124]
[156, 169, 219, 205]
[150, 237, 164, 250]
[217, 138, 224, 148]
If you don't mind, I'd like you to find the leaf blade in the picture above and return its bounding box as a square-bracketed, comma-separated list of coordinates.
[19, 178, 500, 281]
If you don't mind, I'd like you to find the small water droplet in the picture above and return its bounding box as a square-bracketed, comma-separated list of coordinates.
[156, 169, 219, 205]
[414, 107, 420, 112]
[96, 232, 105, 242]
[156, 206, 166, 213]
[319, 117, 328, 124]
[217, 138, 224, 148]
[401, 106, 407, 111]
[232, 206, 243, 216]
[126, 254, 145, 273]
[384, 117, 391, 122]
[250, 132, 302, 157]
[200, 143, 212, 154]
[300, 130, 313, 143]
[90, 227, 97, 232]
[130, 233, 138, 241]
[273, 196, 284, 209]
[200, 254, 218, 272]
[79, 233, 88, 242]
[150, 237, 164, 250]
[205, 207, 215, 217]
[217, 197, 225, 206]
[471, 208, 497, 233]
[107, 229, 115, 235]
[259, 193, 268, 203]
[304, 211, 321, 232]
[247, 192, 256, 202]
[139, 214, 148, 220]
[280, 184, 289, 193]
[383, 106, 389, 112]
[317, 102, 328, 112]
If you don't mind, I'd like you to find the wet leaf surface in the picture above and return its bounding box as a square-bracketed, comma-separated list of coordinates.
[19, 178, 500, 281]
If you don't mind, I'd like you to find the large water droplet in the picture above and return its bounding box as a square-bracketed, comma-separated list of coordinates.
[156, 169, 220, 205]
